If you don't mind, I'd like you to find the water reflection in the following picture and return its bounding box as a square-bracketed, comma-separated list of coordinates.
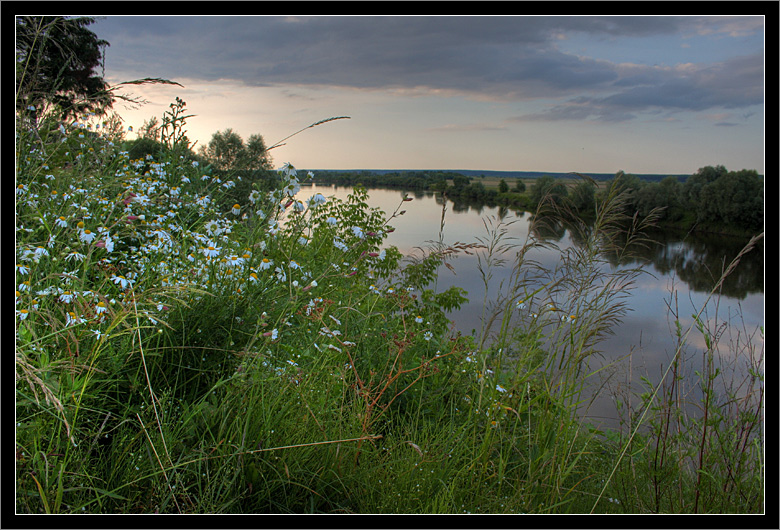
[299, 184, 764, 427]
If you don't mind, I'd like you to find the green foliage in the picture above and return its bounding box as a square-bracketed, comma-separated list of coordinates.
[199, 128, 273, 172]
[529, 174, 568, 207]
[697, 169, 763, 232]
[568, 180, 596, 215]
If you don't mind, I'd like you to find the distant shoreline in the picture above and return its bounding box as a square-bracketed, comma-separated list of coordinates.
[300, 168, 692, 182]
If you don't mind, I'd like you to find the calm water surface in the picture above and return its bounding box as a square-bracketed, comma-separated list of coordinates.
[298, 184, 765, 429]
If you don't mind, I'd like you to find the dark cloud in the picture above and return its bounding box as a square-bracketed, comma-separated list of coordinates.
[93, 15, 764, 121]
[514, 51, 764, 123]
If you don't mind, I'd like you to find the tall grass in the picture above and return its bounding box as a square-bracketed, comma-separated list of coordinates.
[15, 86, 763, 514]
[598, 233, 764, 513]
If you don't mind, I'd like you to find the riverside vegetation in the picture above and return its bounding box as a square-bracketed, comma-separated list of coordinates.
[15, 100, 765, 514]
[16, 18, 764, 515]
[312, 165, 764, 238]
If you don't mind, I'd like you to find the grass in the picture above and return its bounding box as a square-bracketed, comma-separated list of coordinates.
[15, 96, 764, 514]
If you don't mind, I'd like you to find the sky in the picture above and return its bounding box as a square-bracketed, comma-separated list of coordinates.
[90, 15, 766, 175]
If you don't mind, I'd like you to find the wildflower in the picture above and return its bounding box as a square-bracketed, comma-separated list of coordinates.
[201, 245, 221, 258]
[516, 300, 526, 310]
[248, 271, 260, 283]
[225, 255, 245, 268]
[96, 236, 115, 252]
[65, 251, 85, 263]
[16, 264, 29, 275]
[66, 311, 83, 326]
[203, 220, 222, 236]
[59, 291, 76, 304]
[16, 309, 29, 321]
[289, 260, 301, 270]
[423, 331, 433, 341]
[259, 258, 273, 270]
[33, 246, 49, 260]
[95, 301, 108, 315]
[281, 163, 297, 179]
[307, 193, 327, 209]
[333, 239, 349, 252]
[414, 316, 424, 324]
[263, 328, 279, 340]
[231, 204, 241, 215]
[111, 275, 134, 289]
[55, 216, 68, 228]
[351, 226, 365, 239]
[496, 384, 507, 393]
[248, 190, 262, 204]
[326, 216, 339, 226]
[283, 179, 301, 198]
[79, 229, 96, 244]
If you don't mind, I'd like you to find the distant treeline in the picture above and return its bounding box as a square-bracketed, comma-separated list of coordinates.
[310, 168, 688, 183]
[308, 166, 764, 236]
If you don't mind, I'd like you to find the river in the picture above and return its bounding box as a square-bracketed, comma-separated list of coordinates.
[297, 183, 765, 430]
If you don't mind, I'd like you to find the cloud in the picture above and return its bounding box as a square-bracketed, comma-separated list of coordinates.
[96, 16, 681, 89]
[95, 16, 763, 122]
[512, 51, 764, 123]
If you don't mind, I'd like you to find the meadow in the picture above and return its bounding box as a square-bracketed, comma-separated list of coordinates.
[15, 102, 764, 515]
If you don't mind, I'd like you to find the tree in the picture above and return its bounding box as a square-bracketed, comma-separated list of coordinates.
[16, 16, 112, 121]
[204, 128, 243, 170]
[199, 128, 273, 172]
[244, 134, 273, 170]
[452, 175, 470, 190]
[683, 165, 727, 209]
[514, 179, 526, 193]
[498, 179, 509, 193]
[569, 180, 596, 214]
[657, 175, 684, 221]
[530, 175, 568, 207]
[699, 169, 763, 231]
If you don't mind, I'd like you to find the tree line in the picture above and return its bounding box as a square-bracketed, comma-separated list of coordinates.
[535, 167, 764, 235]
[312, 167, 763, 235]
